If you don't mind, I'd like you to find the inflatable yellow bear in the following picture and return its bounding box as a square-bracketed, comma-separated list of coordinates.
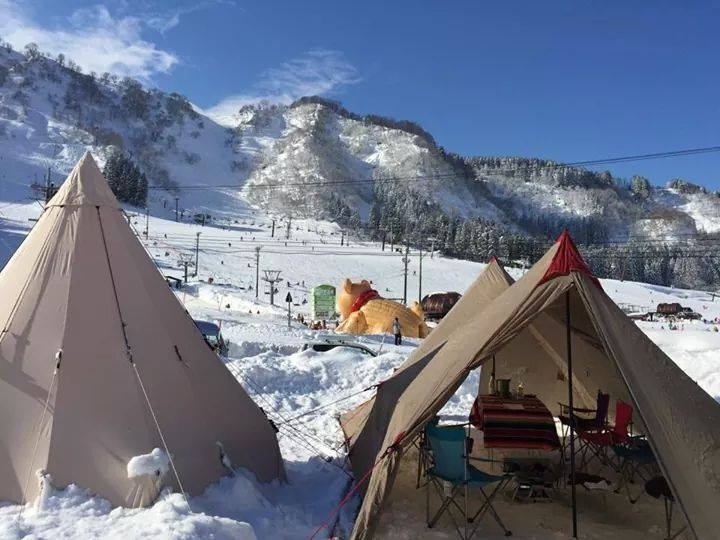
[335, 279, 430, 338]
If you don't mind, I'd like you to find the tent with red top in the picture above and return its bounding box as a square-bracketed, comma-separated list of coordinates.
[338, 231, 720, 540]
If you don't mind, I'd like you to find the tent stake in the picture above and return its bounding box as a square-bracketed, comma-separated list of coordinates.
[566, 290, 578, 538]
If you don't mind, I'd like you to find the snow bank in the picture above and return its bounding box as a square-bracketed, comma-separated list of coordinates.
[0, 486, 257, 540]
[127, 449, 170, 479]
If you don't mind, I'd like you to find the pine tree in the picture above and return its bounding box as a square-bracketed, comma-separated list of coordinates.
[103, 150, 148, 207]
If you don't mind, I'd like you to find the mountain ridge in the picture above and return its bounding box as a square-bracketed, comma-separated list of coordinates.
[2, 42, 720, 287]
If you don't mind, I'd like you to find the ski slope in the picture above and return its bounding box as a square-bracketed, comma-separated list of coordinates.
[0, 198, 719, 539]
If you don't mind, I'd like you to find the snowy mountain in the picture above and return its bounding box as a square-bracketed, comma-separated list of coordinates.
[2, 44, 720, 286]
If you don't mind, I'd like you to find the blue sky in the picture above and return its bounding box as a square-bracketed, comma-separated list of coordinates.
[2, 1, 719, 188]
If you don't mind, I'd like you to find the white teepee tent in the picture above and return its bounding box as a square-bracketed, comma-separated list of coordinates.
[0, 152, 284, 508]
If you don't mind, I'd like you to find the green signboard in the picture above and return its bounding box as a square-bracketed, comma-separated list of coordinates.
[311, 284, 336, 320]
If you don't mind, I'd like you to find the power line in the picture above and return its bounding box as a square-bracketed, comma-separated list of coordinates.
[146, 144, 720, 192]
[568, 146, 720, 167]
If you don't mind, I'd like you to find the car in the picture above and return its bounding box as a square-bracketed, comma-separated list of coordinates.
[301, 339, 378, 357]
[194, 320, 229, 356]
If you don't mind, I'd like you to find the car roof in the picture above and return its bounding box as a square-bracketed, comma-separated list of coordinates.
[304, 341, 377, 356]
[194, 320, 220, 335]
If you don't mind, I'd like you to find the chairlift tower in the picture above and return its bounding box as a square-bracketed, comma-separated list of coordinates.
[262, 269, 282, 306]
[178, 253, 194, 283]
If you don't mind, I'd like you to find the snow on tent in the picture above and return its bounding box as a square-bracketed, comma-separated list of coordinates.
[0, 152, 285, 509]
[339, 231, 720, 540]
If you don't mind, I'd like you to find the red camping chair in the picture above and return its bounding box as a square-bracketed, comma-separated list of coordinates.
[577, 400, 633, 471]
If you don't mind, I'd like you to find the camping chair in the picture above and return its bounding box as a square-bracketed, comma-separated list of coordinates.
[644, 476, 687, 540]
[611, 436, 658, 503]
[416, 416, 440, 488]
[576, 400, 633, 471]
[558, 391, 610, 464]
[423, 422, 512, 538]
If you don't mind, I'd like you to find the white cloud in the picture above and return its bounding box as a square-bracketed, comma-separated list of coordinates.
[205, 50, 361, 125]
[0, 1, 178, 81]
[146, 0, 237, 35]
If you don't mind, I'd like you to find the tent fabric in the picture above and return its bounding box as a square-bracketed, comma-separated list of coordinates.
[343, 231, 720, 540]
[0, 152, 285, 508]
[339, 258, 515, 458]
[575, 275, 720, 539]
[537, 229, 601, 289]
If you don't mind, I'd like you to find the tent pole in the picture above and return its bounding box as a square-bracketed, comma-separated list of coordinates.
[566, 290, 578, 538]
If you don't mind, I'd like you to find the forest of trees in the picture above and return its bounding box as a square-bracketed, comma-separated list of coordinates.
[103, 151, 148, 207]
[330, 180, 720, 290]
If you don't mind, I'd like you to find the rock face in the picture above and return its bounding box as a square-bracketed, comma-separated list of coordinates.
[3, 45, 720, 287]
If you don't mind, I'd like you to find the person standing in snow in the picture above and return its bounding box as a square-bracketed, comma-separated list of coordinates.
[392, 317, 402, 345]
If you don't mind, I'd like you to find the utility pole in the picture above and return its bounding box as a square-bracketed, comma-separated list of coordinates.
[341, 230, 345, 246]
[402, 244, 410, 306]
[143, 207, 149, 238]
[381, 231, 386, 252]
[262, 270, 282, 306]
[34, 168, 58, 204]
[43, 167, 58, 203]
[45, 182, 57, 203]
[271, 219, 276, 238]
[254, 246, 261, 299]
[194, 232, 200, 277]
[174, 197, 179, 222]
[286, 215, 291, 240]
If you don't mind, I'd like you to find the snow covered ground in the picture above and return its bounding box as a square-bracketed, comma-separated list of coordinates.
[0, 197, 719, 539]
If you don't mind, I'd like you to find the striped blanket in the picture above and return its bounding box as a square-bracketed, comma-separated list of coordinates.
[469, 394, 561, 450]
